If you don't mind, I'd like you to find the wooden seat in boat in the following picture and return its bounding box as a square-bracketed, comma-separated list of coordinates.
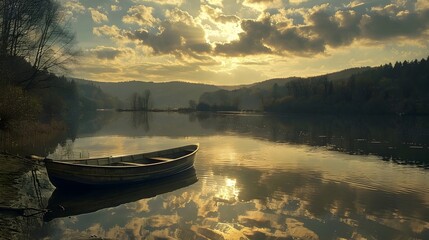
[120, 162, 146, 166]
[148, 157, 172, 162]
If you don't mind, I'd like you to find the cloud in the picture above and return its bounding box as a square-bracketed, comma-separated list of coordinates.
[165, 7, 195, 24]
[61, 0, 85, 21]
[346, 1, 365, 9]
[243, 0, 284, 11]
[123, 5, 159, 27]
[289, 0, 308, 5]
[63, 0, 85, 14]
[206, 0, 223, 7]
[307, 9, 361, 47]
[132, 0, 183, 6]
[127, 8, 212, 57]
[215, 19, 273, 56]
[266, 27, 325, 55]
[201, 5, 240, 23]
[360, 8, 429, 40]
[416, 0, 429, 10]
[215, 4, 429, 57]
[111, 5, 122, 12]
[215, 17, 324, 56]
[93, 25, 123, 39]
[88, 46, 131, 60]
[89, 8, 108, 23]
[89, 1, 429, 60]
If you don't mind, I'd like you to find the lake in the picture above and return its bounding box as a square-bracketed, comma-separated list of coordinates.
[3, 112, 429, 239]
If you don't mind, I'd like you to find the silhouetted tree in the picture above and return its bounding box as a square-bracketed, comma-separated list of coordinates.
[0, 0, 77, 89]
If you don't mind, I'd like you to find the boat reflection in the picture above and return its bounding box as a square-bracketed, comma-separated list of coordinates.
[43, 167, 198, 222]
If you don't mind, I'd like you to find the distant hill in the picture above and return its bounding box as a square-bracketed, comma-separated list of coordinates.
[325, 67, 371, 81]
[75, 82, 122, 110]
[197, 68, 371, 110]
[70, 67, 372, 110]
[197, 57, 429, 115]
[71, 79, 222, 109]
[247, 67, 370, 90]
[248, 77, 299, 90]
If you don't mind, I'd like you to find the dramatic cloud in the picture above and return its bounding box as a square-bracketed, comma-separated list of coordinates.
[216, 4, 429, 56]
[127, 9, 212, 57]
[307, 8, 361, 47]
[360, 8, 429, 40]
[215, 17, 324, 56]
[123, 5, 159, 27]
[215, 19, 273, 56]
[89, 8, 109, 23]
[68, 0, 429, 84]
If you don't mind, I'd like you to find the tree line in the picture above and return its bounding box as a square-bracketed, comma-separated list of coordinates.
[197, 57, 429, 115]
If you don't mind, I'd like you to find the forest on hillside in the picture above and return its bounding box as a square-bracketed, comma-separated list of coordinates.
[197, 57, 429, 115]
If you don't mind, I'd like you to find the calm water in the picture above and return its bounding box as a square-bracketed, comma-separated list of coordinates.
[12, 112, 429, 239]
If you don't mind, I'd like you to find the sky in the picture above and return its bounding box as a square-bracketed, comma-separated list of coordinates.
[61, 0, 429, 85]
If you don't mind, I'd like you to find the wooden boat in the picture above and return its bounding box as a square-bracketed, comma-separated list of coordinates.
[44, 167, 197, 221]
[44, 144, 199, 187]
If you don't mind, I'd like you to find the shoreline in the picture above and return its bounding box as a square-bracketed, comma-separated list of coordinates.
[0, 154, 47, 239]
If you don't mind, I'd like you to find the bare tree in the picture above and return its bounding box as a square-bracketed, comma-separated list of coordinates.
[0, 0, 78, 88]
[7, 0, 41, 57]
[131, 92, 139, 110]
[32, 0, 76, 72]
[142, 89, 151, 110]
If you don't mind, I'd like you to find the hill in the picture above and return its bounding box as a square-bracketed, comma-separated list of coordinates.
[197, 58, 429, 115]
[72, 79, 222, 109]
[76, 82, 122, 110]
[248, 67, 370, 90]
[197, 67, 371, 110]
[70, 67, 371, 110]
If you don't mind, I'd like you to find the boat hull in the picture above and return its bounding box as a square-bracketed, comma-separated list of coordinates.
[44, 167, 198, 221]
[44, 144, 198, 187]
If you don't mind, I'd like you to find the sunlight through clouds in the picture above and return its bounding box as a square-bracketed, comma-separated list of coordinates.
[63, 0, 429, 84]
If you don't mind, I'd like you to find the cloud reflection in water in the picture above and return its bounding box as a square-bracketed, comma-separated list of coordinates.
[34, 113, 429, 239]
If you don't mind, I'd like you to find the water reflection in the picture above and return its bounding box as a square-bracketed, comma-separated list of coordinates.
[34, 162, 429, 239]
[44, 168, 197, 222]
[8, 112, 429, 239]
[195, 113, 429, 168]
[70, 112, 429, 168]
[132, 112, 151, 131]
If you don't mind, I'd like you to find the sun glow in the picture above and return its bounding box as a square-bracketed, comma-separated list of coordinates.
[204, 22, 242, 44]
[213, 177, 240, 204]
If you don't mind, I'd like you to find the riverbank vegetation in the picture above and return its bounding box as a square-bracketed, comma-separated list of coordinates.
[0, 0, 76, 128]
[0, 0, 122, 131]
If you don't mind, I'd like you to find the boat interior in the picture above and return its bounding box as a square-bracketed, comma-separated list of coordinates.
[52, 146, 197, 167]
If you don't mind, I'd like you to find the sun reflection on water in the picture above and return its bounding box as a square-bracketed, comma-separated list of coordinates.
[213, 178, 240, 204]
[25, 113, 429, 239]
